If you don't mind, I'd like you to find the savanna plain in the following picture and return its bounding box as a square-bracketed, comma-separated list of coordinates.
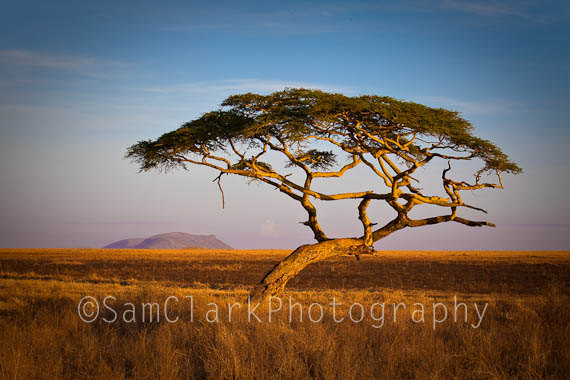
[0, 248, 568, 380]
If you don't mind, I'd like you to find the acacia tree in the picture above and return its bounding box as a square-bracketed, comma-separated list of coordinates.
[127, 89, 521, 301]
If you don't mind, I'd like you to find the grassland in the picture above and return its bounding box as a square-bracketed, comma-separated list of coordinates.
[0, 249, 569, 379]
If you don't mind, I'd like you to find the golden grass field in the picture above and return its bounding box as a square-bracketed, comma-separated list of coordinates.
[0, 248, 569, 379]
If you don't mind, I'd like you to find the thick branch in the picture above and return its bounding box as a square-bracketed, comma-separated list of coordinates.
[300, 173, 328, 242]
[358, 197, 374, 247]
[249, 238, 369, 302]
[407, 215, 496, 228]
[371, 216, 408, 242]
[313, 155, 361, 178]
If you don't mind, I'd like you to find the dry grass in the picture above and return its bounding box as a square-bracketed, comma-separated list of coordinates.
[1, 248, 568, 293]
[0, 249, 569, 379]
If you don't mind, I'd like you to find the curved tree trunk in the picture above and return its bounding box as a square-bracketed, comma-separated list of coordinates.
[249, 238, 371, 302]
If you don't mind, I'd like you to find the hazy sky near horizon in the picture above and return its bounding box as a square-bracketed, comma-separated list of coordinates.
[1, 0, 569, 250]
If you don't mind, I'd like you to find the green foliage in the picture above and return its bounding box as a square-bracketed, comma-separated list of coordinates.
[231, 160, 273, 172]
[285, 149, 337, 170]
[126, 88, 521, 175]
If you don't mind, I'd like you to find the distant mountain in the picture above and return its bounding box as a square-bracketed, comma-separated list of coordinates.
[104, 238, 146, 249]
[104, 232, 232, 249]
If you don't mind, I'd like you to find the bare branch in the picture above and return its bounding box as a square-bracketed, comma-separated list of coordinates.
[313, 155, 361, 178]
[407, 215, 496, 228]
[358, 196, 374, 247]
[212, 173, 225, 209]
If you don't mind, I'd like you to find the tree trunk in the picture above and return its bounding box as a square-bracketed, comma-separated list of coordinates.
[249, 238, 370, 302]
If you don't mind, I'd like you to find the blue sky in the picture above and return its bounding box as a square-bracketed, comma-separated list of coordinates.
[0, 0, 569, 249]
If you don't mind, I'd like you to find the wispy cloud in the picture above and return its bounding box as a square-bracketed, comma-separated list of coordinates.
[157, 2, 383, 35]
[150, 0, 561, 36]
[143, 79, 354, 97]
[0, 49, 128, 78]
[413, 95, 518, 115]
[441, 0, 555, 23]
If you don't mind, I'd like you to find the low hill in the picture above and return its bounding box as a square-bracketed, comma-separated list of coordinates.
[104, 232, 232, 249]
[104, 238, 145, 249]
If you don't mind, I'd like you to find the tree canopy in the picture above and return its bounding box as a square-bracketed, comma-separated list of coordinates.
[129, 89, 520, 174]
[127, 88, 521, 299]
[128, 88, 520, 239]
